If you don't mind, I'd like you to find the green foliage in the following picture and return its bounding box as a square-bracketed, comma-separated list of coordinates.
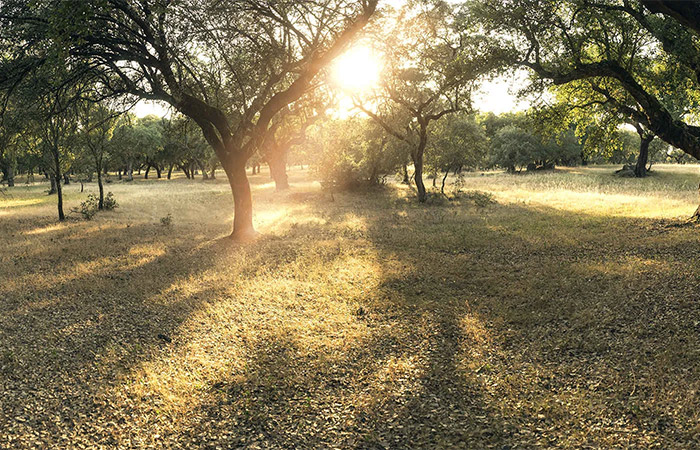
[310, 117, 405, 189]
[427, 114, 488, 175]
[78, 195, 99, 220]
[103, 192, 118, 210]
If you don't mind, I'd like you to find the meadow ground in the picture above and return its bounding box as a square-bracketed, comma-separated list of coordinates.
[2, 164, 700, 448]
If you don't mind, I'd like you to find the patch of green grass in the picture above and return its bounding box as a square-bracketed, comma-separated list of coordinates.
[1, 165, 700, 447]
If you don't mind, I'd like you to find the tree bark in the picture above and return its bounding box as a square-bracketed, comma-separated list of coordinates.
[48, 174, 57, 195]
[63, 173, 70, 185]
[225, 155, 256, 240]
[126, 161, 134, 181]
[441, 169, 449, 195]
[167, 164, 173, 179]
[53, 148, 65, 221]
[635, 134, 654, 177]
[402, 163, 409, 184]
[268, 150, 290, 191]
[144, 165, 150, 179]
[6, 164, 14, 187]
[156, 165, 162, 179]
[97, 170, 104, 210]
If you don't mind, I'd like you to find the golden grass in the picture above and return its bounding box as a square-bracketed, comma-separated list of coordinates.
[2, 165, 700, 447]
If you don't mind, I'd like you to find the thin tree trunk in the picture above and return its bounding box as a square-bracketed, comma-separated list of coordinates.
[144, 165, 150, 179]
[97, 170, 104, 210]
[53, 148, 65, 221]
[167, 164, 173, 179]
[413, 128, 428, 202]
[156, 165, 162, 179]
[441, 169, 449, 195]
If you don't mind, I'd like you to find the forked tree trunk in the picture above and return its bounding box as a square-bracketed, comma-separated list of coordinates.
[413, 129, 428, 203]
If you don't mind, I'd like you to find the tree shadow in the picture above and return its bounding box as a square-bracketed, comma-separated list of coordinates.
[171, 190, 700, 447]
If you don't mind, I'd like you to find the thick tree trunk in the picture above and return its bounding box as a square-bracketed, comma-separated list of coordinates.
[402, 163, 409, 184]
[126, 161, 134, 181]
[167, 164, 173, 179]
[156, 165, 162, 179]
[48, 174, 57, 195]
[6, 164, 14, 187]
[635, 135, 653, 177]
[224, 155, 256, 240]
[268, 151, 290, 191]
[210, 164, 217, 179]
[63, 173, 70, 185]
[144, 165, 150, 179]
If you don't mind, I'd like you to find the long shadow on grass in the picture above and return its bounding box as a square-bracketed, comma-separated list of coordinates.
[173, 190, 700, 448]
[0, 217, 321, 447]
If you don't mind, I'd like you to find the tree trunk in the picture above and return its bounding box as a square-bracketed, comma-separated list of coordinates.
[144, 165, 150, 179]
[224, 155, 256, 241]
[635, 135, 653, 177]
[268, 150, 290, 191]
[6, 164, 14, 187]
[97, 170, 104, 210]
[156, 165, 162, 179]
[48, 174, 57, 195]
[167, 164, 173, 179]
[118, 169, 122, 180]
[53, 149, 65, 221]
[126, 161, 134, 181]
[413, 128, 428, 202]
[63, 173, 70, 185]
[441, 169, 449, 195]
[210, 164, 217, 179]
[402, 163, 409, 184]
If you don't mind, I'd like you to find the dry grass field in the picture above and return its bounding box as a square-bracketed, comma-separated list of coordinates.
[2, 164, 700, 448]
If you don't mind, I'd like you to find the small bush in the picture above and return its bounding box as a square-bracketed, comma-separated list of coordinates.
[103, 192, 118, 210]
[160, 213, 173, 227]
[78, 195, 99, 220]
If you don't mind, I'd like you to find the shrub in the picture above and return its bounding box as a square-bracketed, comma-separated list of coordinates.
[78, 194, 99, 220]
[160, 213, 173, 227]
[103, 192, 118, 210]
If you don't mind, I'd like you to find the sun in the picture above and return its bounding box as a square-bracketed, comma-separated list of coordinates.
[332, 45, 382, 93]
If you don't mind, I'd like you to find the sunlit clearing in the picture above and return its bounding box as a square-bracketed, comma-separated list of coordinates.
[332, 45, 382, 93]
